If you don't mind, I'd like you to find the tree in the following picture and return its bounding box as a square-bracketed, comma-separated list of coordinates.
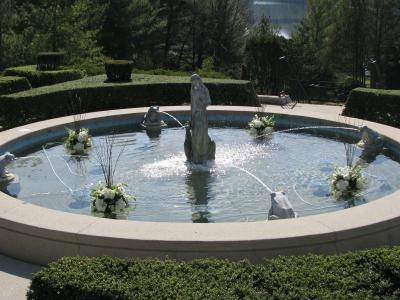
[0, 0, 15, 70]
[99, 0, 133, 59]
[245, 16, 285, 94]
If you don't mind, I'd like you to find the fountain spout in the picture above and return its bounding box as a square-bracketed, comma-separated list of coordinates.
[184, 74, 216, 164]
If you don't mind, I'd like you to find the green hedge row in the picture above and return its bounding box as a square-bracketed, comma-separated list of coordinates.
[4, 65, 83, 88]
[343, 88, 400, 128]
[27, 247, 400, 299]
[0, 74, 258, 128]
[0, 76, 31, 95]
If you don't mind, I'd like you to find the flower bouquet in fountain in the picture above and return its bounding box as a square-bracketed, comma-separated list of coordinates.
[91, 135, 134, 218]
[65, 94, 91, 154]
[65, 128, 91, 154]
[330, 142, 367, 200]
[91, 183, 133, 215]
[249, 114, 275, 136]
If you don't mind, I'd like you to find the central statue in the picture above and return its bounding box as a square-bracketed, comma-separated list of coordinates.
[184, 74, 216, 164]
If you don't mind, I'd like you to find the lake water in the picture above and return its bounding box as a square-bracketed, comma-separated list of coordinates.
[251, 0, 307, 37]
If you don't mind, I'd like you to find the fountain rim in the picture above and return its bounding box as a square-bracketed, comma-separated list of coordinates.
[1, 105, 400, 265]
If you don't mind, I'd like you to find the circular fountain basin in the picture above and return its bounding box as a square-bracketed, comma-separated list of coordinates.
[0, 106, 400, 265]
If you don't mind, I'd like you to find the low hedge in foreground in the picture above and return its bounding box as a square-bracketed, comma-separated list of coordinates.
[343, 88, 400, 128]
[0, 76, 31, 95]
[27, 247, 400, 299]
[0, 74, 257, 127]
[4, 65, 83, 88]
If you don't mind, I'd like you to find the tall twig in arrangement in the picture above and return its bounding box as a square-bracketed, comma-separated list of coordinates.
[94, 134, 125, 188]
[338, 116, 360, 168]
[344, 142, 356, 168]
[69, 92, 87, 132]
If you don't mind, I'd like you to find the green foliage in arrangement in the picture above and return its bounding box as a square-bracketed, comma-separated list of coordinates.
[105, 60, 134, 82]
[37, 52, 65, 71]
[343, 88, 400, 128]
[27, 247, 400, 299]
[4, 65, 83, 88]
[0, 74, 257, 128]
[0, 76, 31, 95]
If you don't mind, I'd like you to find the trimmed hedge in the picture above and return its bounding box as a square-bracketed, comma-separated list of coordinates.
[343, 88, 400, 128]
[4, 65, 83, 88]
[0, 76, 31, 95]
[27, 247, 400, 299]
[105, 60, 133, 82]
[0, 74, 258, 127]
[37, 52, 65, 71]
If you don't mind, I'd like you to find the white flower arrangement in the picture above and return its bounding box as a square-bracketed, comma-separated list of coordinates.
[249, 114, 275, 135]
[330, 165, 367, 199]
[65, 128, 91, 154]
[91, 183, 134, 216]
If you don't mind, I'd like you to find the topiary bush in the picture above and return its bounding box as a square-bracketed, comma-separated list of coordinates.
[0, 76, 31, 95]
[105, 60, 134, 82]
[343, 88, 400, 128]
[4, 65, 83, 88]
[37, 52, 65, 71]
[0, 74, 258, 128]
[27, 247, 400, 299]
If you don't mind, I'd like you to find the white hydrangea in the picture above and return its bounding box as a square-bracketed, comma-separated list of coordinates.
[103, 188, 116, 200]
[253, 119, 263, 129]
[77, 130, 89, 143]
[73, 142, 85, 152]
[336, 179, 349, 192]
[95, 198, 105, 212]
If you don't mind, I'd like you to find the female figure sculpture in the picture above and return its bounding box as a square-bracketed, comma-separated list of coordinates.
[184, 74, 216, 164]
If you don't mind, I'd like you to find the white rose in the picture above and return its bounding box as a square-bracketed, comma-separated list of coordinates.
[336, 179, 349, 192]
[73, 142, 85, 152]
[95, 198, 105, 212]
[115, 199, 126, 211]
[103, 188, 116, 200]
[77, 131, 89, 143]
[253, 120, 263, 129]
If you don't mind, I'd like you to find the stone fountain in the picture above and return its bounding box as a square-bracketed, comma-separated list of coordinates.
[184, 74, 216, 164]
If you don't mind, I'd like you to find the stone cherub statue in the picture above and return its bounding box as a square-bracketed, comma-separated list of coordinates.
[0, 152, 15, 182]
[142, 106, 166, 129]
[184, 74, 216, 164]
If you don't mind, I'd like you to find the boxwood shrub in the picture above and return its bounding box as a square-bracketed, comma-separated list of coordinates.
[4, 65, 83, 88]
[343, 88, 400, 128]
[0, 74, 258, 128]
[27, 247, 400, 299]
[37, 52, 65, 71]
[105, 60, 134, 82]
[0, 76, 31, 95]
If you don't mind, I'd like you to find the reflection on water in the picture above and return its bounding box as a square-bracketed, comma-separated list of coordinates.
[186, 169, 213, 223]
[252, 0, 307, 37]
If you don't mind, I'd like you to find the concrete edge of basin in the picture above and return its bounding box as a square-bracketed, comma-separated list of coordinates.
[0, 105, 399, 265]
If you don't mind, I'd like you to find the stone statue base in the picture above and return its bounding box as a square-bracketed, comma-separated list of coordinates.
[184, 127, 216, 165]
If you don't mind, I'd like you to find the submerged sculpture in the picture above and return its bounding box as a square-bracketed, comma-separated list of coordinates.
[184, 74, 216, 164]
[0, 152, 16, 182]
[357, 126, 383, 150]
[142, 106, 166, 130]
[268, 191, 296, 220]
